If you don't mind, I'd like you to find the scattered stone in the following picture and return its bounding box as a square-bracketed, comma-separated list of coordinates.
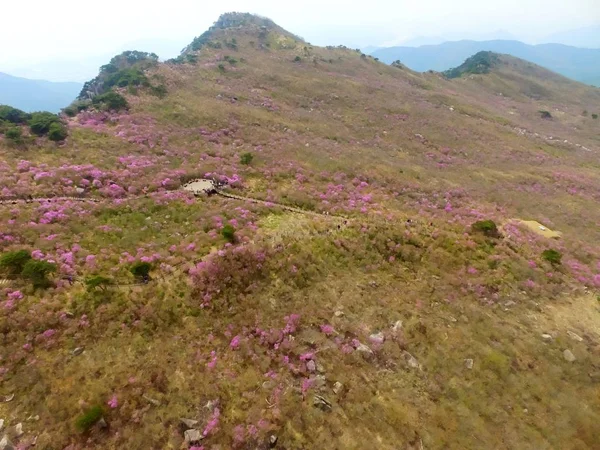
[64, 311, 75, 319]
[97, 418, 108, 429]
[2, 395, 13, 403]
[391, 320, 403, 333]
[464, 359, 474, 370]
[316, 362, 326, 374]
[567, 331, 583, 342]
[0, 419, 3, 433]
[262, 380, 276, 390]
[26, 415, 39, 422]
[72, 347, 84, 356]
[332, 381, 344, 395]
[75, 187, 85, 194]
[369, 332, 385, 345]
[269, 435, 278, 448]
[355, 342, 374, 355]
[563, 349, 576, 362]
[0, 435, 14, 450]
[184, 429, 203, 444]
[333, 310, 344, 318]
[541, 334, 553, 341]
[14, 424, 22, 437]
[142, 394, 160, 406]
[403, 351, 420, 369]
[180, 418, 199, 428]
[312, 395, 332, 412]
[588, 371, 600, 381]
[306, 360, 316, 372]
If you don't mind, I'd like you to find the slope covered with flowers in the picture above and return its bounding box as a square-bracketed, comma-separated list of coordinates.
[0, 12, 599, 450]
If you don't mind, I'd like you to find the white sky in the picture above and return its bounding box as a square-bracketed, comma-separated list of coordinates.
[1, 0, 598, 79]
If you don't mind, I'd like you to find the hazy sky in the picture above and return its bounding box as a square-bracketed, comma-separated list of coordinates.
[1, 0, 598, 80]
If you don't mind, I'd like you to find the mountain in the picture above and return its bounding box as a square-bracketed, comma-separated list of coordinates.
[544, 25, 600, 48]
[0, 72, 82, 112]
[371, 40, 600, 86]
[1, 13, 600, 450]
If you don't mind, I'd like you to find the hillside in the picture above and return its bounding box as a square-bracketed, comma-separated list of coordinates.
[371, 40, 600, 86]
[1, 13, 600, 450]
[0, 72, 82, 113]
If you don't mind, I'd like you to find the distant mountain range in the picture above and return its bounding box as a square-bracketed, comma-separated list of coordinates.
[0, 72, 82, 112]
[371, 40, 600, 86]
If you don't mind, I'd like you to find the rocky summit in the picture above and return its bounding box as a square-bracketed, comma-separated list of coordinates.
[0, 12, 599, 450]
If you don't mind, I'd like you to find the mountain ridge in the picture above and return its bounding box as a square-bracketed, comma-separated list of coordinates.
[372, 39, 600, 86]
[1, 12, 599, 450]
[0, 72, 82, 112]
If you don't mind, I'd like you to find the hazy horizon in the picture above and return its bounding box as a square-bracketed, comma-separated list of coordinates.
[1, 0, 598, 82]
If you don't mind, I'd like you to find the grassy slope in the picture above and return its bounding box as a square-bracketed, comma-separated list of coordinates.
[0, 16, 600, 449]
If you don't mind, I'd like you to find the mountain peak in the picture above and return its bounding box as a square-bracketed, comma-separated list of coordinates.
[177, 12, 302, 59]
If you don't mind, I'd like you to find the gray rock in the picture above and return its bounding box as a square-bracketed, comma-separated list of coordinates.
[13, 424, 22, 438]
[312, 395, 332, 412]
[0, 435, 14, 450]
[567, 331, 583, 342]
[369, 332, 385, 345]
[269, 435, 278, 448]
[541, 334, 553, 341]
[333, 310, 344, 318]
[306, 360, 316, 372]
[97, 418, 108, 429]
[180, 418, 199, 428]
[563, 349, 576, 362]
[0, 420, 3, 433]
[72, 347, 84, 356]
[2, 394, 13, 403]
[355, 342, 373, 355]
[332, 381, 344, 395]
[464, 359, 474, 370]
[75, 187, 85, 194]
[391, 320, 403, 333]
[403, 351, 420, 369]
[184, 429, 203, 444]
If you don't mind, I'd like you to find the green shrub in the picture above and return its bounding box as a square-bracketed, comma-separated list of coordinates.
[5, 127, 23, 143]
[21, 260, 57, 288]
[150, 84, 167, 98]
[74, 405, 104, 433]
[222, 224, 236, 243]
[0, 105, 29, 124]
[85, 275, 112, 291]
[444, 51, 499, 78]
[471, 220, 500, 238]
[294, 56, 302, 62]
[218, 64, 226, 73]
[240, 152, 254, 165]
[592, 114, 599, 119]
[92, 92, 128, 111]
[29, 112, 61, 135]
[130, 261, 152, 280]
[539, 110, 552, 119]
[542, 249, 562, 265]
[0, 250, 32, 275]
[48, 122, 68, 141]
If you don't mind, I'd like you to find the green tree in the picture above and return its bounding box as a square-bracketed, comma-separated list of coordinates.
[5, 127, 23, 143]
[542, 249, 562, 265]
[21, 260, 57, 288]
[74, 405, 104, 433]
[0, 105, 29, 124]
[592, 114, 599, 119]
[48, 122, 68, 141]
[29, 112, 61, 135]
[222, 224, 236, 243]
[0, 250, 32, 275]
[85, 275, 112, 291]
[130, 261, 152, 281]
[240, 152, 254, 165]
[471, 220, 500, 238]
[92, 92, 129, 111]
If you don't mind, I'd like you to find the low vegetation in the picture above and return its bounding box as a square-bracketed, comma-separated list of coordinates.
[443, 51, 500, 78]
[1, 12, 599, 450]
